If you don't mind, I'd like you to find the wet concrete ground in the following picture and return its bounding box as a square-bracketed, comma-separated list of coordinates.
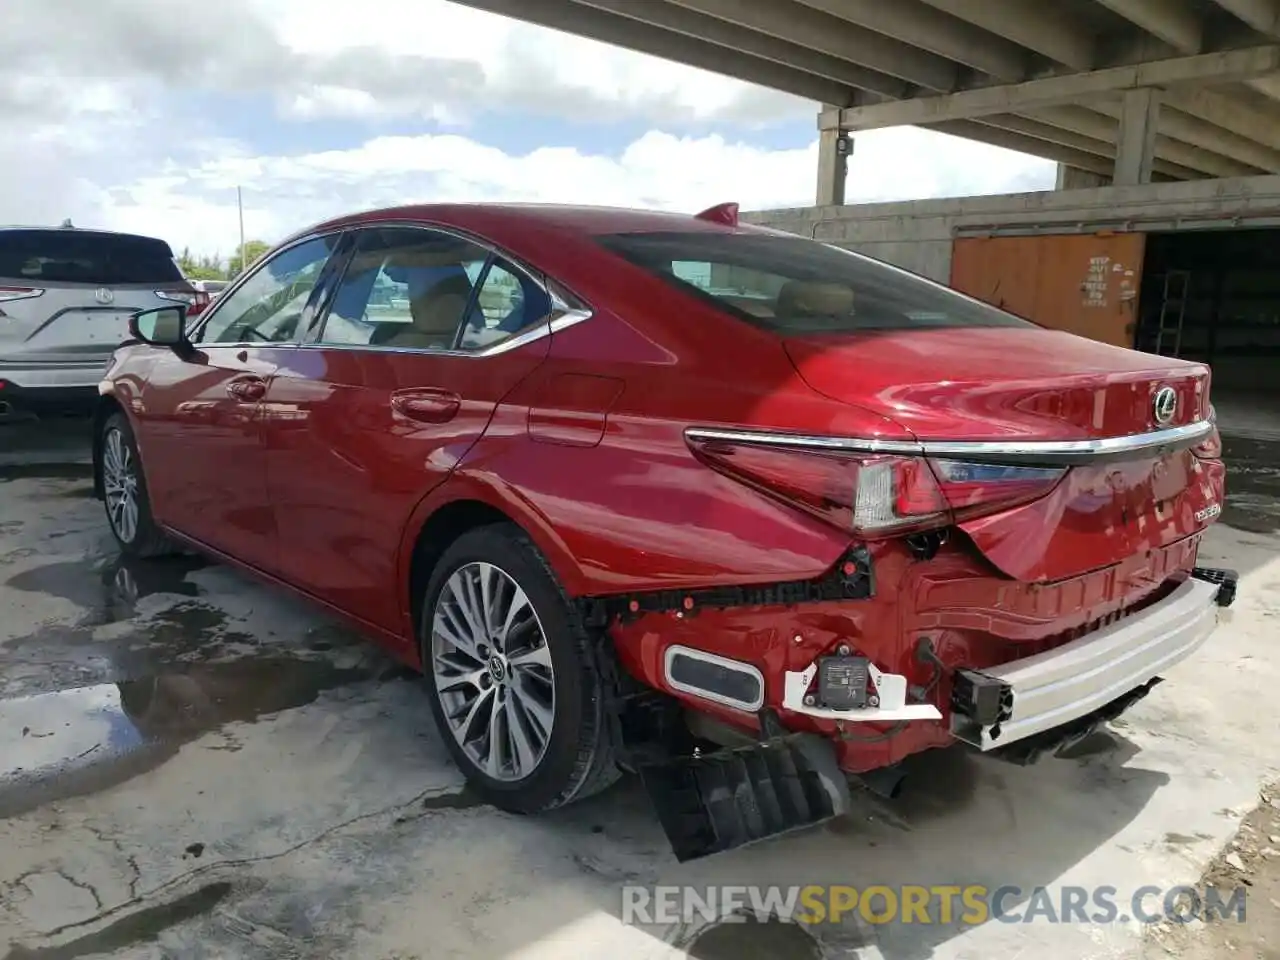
[0, 417, 1278, 960]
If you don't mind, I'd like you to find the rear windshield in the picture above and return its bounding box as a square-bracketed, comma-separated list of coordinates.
[597, 231, 1033, 334]
[0, 230, 183, 284]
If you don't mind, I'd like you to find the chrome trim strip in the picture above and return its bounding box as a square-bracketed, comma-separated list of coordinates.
[685, 419, 1214, 466]
[289, 306, 593, 359]
[663, 645, 765, 713]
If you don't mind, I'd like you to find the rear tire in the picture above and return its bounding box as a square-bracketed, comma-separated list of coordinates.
[100, 412, 174, 559]
[420, 523, 620, 813]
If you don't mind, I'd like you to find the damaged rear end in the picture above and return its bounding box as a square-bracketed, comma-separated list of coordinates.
[596, 228, 1237, 860]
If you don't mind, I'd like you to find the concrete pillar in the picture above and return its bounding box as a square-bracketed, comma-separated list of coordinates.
[1056, 164, 1110, 189]
[1114, 88, 1161, 186]
[816, 125, 850, 207]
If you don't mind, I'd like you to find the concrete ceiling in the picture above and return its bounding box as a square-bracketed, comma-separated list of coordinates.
[449, 0, 1280, 181]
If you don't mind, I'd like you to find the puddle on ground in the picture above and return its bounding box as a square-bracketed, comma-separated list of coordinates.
[1221, 437, 1280, 534]
[418, 787, 484, 811]
[7, 554, 209, 627]
[1, 881, 233, 960]
[0, 462, 94, 483]
[686, 915, 824, 960]
[0, 656, 371, 817]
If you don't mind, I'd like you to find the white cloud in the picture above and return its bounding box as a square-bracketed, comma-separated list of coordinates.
[98, 127, 1055, 259]
[0, 0, 1057, 260]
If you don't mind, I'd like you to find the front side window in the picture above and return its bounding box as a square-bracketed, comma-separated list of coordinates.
[597, 232, 1034, 334]
[197, 237, 336, 344]
[315, 227, 551, 352]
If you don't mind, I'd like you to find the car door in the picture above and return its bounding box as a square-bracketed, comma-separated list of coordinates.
[138, 234, 344, 574]
[261, 224, 554, 638]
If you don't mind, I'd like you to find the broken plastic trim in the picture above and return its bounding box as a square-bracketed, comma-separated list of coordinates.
[576, 545, 873, 627]
[638, 732, 852, 862]
[1192, 566, 1238, 608]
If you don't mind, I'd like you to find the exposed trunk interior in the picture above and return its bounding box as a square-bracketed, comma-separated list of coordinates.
[1136, 229, 1280, 442]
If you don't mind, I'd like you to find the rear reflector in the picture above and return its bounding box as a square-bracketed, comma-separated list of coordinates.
[688, 433, 1066, 537]
[664, 645, 764, 712]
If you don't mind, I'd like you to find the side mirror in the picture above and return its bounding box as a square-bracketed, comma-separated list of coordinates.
[129, 306, 189, 351]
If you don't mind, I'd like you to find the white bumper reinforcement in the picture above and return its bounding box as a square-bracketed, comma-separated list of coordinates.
[780, 577, 1221, 740]
[953, 577, 1221, 750]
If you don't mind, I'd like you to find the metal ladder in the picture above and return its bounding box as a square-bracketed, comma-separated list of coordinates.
[1153, 269, 1191, 356]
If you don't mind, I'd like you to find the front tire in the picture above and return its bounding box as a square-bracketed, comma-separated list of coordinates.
[421, 523, 619, 813]
[100, 413, 173, 558]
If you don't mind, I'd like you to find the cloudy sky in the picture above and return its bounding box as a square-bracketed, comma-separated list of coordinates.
[4, 0, 1058, 260]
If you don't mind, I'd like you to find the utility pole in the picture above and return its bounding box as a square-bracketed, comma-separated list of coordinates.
[237, 186, 246, 275]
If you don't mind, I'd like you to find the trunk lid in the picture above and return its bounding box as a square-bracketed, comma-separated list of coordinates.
[784, 327, 1209, 441]
[784, 328, 1221, 582]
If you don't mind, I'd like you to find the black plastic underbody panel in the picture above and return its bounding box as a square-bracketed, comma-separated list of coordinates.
[639, 734, 852, 862]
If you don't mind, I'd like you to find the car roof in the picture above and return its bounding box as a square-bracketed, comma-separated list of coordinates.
[298, 203, 770, 244]
[0, 225, 173, 245]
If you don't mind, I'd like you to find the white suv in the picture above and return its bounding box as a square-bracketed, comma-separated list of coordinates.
[0, 226, 194, 418]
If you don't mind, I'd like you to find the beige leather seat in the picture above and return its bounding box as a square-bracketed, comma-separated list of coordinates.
[380, 275, 472, 350]
[775, 280, 856, 321]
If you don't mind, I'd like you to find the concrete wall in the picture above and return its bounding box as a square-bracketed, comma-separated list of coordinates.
[743, 174, 1280, 283]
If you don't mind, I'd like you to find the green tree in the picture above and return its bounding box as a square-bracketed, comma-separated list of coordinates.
[229, 240, 271, 278]
[177, 247, 228, 280]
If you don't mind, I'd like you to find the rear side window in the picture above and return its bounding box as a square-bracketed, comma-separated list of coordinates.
[597, 232, 1033, 334]
[0, 230, 183, 284]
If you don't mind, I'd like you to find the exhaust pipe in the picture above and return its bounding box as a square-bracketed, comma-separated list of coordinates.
[857, 764, 906, 800]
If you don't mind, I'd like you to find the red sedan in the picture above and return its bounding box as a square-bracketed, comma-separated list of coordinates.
[94, 202, 1235, 859]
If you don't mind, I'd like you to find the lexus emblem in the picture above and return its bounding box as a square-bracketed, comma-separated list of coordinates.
[1152, 386, 1178, 426]
[94, 288, 114, 305]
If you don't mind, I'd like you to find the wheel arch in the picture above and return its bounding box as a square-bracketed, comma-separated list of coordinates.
[399, 476, 588, 653]
[91, 393, 127, 501]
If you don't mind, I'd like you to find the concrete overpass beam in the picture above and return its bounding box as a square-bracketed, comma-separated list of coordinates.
[1057, 165, 1111, 189]
[792, 0, 1030, 80]
[571, 0, 910, 96]
[1162, 87, 1280, 151]
[1212, 0, 1280, 34]
[917, 0, 1096, 69]
[449, 0, 860, 106]
[1095, 0, 1204, 53]
[664, 0, 960, 90]
[1115, 88, 1161, 184]
[833, 45, 1280, 129]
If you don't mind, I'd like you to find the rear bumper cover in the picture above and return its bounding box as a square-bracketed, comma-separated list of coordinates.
[0, 359, 110, 392]
[952, 574, 1228, 750]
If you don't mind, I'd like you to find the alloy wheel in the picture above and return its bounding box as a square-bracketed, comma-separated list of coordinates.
[102, 427, 140, 544]
[431, 561, 556, 782]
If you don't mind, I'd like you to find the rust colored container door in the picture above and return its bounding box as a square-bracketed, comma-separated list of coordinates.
[951, 233, 1145, 348]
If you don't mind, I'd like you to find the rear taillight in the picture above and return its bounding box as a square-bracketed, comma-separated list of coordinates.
[185, 291, 211, 316]
[688, 436, 1065, 537]
[156, 289, 196, 307]
[0, 286, 43, 303]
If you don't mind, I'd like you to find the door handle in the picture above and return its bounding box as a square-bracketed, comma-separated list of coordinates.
[226, 376, 267, 402]
[392, 389, 461, 423]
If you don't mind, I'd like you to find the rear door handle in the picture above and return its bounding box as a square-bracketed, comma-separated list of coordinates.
[226, 376, 267, 402]
[392, 389, 461, 423]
